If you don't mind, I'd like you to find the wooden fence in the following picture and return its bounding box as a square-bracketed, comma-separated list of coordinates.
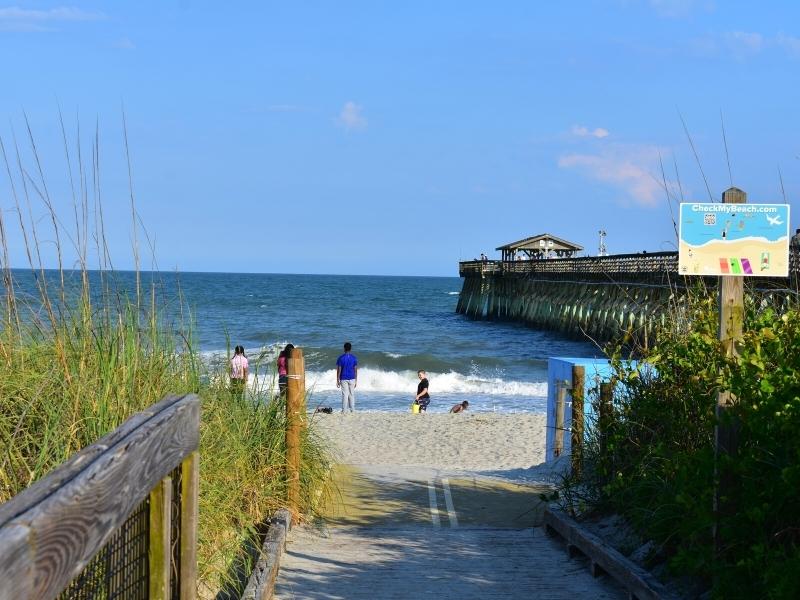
[0, 393, 200, 600]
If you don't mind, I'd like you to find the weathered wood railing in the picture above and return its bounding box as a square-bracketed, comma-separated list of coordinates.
[0, 393, 200, 600]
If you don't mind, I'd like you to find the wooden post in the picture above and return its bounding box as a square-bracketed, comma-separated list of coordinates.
[180, 451, 199, 600]
[554, 380, 568, 457]
[715, 187, 746, 548]
[599, 382, 613, 456]
[571, 365, 585, 478]
[286, 347, 306, 513]
[149, 476, 172, 600]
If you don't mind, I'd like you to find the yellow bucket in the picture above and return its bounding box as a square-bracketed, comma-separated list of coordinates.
[411, 402, 420, 414]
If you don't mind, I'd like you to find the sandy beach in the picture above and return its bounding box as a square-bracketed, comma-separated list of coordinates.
[308, 411, 562, 482]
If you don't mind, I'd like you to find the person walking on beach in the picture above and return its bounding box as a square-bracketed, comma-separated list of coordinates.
[336, 342, 358, 413]
[415, 370, 430, 412]
[450, 400, 469, 413]
[230, 345, 249, 398]
[277, 343, 294, 396]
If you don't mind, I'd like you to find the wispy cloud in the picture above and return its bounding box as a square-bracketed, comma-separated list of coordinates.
[776, 33, 800, 59]
[647, 0, 713, 18]
[113, 36, 135, 50]
[689, 31, 800, 60]
[337, 101, 367, 131]
[571, 125, 610, 139]
[266, 104, 305, 112]
[723, 31, 764, 58]
[558, 144, 672, 207]
[0, 5, 105, 32]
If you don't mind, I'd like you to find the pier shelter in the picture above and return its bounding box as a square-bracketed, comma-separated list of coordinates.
[496, 233, 583, 261]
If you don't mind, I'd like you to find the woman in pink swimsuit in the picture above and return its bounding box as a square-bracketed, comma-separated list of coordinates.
[230, 345, 249, 397]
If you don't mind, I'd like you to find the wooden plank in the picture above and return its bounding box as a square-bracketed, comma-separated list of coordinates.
[180, 451, 200, 600]
[0, 524, 33, 600]
[0, 393, 186, 528]
[0, 394, 200, 600]
[571, 366, 585, 477]
[554, 381, 567, 457]
[543, 508, 680, 600]
[149, 476, 172, 600]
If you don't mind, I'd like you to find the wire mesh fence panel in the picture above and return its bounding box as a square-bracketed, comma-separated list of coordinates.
[170, 465, 182, 600]
[58, 498, 150, 600]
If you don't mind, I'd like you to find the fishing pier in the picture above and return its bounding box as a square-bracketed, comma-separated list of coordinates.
[457, 233, 799, 345]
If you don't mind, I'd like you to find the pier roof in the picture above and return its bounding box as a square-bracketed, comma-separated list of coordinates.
[496, 233, 583, 252]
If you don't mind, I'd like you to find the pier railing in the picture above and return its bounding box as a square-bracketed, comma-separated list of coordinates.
[460, 252, 678, 277]
[0, 393, 200, 600]
[460, 250, 800, 285]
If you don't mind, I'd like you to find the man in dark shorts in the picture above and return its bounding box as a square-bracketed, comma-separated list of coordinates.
[415, 370, 430, 412]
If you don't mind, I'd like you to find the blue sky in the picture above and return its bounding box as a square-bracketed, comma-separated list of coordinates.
[1, 1, 798, 276]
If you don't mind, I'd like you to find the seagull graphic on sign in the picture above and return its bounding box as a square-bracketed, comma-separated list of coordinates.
[766, 214, 784, 226]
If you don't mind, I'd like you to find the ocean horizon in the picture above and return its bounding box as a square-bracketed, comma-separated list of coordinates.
[8, 268, 602, 414]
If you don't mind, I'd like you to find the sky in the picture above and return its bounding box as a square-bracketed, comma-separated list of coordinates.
[0, 1, 799, 276]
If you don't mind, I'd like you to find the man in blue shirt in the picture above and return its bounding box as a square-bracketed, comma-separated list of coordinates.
[336, 342, 358, 413]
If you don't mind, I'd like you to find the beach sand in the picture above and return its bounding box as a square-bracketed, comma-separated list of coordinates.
[308, 411, 564, 483]
[274, 412, 626, 598]
[678, 238, 789, 276]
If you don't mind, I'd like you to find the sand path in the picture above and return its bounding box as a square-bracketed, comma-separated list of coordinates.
[273, 413, 625, 599]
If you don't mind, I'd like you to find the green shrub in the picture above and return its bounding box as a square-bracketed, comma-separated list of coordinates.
[573, 291, 800, 598]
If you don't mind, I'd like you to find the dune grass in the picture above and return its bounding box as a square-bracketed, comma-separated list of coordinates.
[0, 120, 332, 595]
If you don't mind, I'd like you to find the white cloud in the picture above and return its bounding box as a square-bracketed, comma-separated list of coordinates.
[265, 104, 304, 112]
[776, 33, 800, 59]
[0, 5, 104, 31]
[571, 125, 610, 139]
[689, 31, 800, 61]
[647, 0, 713, 18]
[337, 101, 367, 131]
[113, 37, 135, 50]
[724, 31, 764, 57]
[558, 145, 672, 207]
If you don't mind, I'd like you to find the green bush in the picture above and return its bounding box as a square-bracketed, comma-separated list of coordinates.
[575, 292, 800, 598]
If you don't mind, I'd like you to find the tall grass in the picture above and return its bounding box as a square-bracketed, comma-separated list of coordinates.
[0, 117, 332, 596]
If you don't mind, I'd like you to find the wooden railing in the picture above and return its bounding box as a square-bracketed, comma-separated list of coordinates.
[459, 250, 800, 282]
[460, 252, 679, 277]
[0, 393, 200, 600]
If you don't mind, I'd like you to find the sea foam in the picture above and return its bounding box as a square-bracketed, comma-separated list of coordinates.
[305, 367, 546, 397]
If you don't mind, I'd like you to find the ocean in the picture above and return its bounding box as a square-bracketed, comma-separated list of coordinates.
[10, 270, 601, 413]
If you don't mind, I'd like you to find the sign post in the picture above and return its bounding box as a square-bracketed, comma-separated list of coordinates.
[679, 188, 792, 552]
[714, 189, 745, 551]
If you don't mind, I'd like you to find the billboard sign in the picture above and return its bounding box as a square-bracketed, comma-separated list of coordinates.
[678, 203, 790, 277]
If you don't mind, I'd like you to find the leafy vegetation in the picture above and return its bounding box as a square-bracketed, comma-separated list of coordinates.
[566, 290, 800, 598]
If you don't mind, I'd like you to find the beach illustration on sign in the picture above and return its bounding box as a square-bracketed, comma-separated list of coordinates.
[678, 204, 790, 276]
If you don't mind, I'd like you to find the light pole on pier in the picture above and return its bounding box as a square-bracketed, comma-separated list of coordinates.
[598, 230, 607, 257]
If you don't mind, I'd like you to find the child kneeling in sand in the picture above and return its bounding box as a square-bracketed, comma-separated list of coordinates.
[450, 401, 469, 413]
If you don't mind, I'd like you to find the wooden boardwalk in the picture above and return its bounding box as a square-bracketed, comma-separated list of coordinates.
[274, 467, 625, 599]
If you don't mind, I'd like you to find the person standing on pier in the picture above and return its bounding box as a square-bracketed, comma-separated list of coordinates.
[415, 370, 430, 412]
[336, 342, 358, 413]
[230, 345, 249, 398]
